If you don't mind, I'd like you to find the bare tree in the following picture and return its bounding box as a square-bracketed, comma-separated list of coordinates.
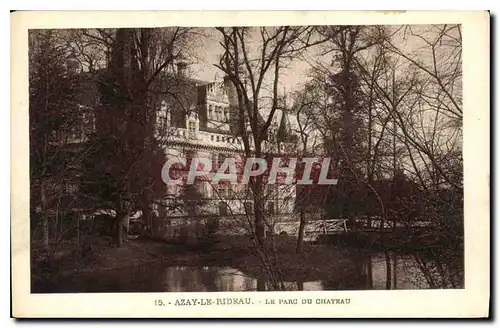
[78, 27, 197, 246]
[214, 26, 335, 246]
[29, 30, 86, 253]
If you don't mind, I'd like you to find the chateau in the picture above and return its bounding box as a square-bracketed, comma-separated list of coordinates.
[152, 62, 301, 237]
[40, 58, 320, 238]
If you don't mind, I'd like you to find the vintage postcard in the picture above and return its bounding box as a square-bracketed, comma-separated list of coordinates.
[11, 10, 490, 318]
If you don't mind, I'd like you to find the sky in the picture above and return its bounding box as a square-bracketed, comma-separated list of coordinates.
[186, 27, 317, 94]
[185, 25, 459, 96]
[185, 25, 441, 95]
[186, 24, 462, 159]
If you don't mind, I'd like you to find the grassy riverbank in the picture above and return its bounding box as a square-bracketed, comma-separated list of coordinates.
[31, 235, 363, 291]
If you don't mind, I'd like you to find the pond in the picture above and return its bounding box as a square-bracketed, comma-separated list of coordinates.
[33, 251, 463, 293]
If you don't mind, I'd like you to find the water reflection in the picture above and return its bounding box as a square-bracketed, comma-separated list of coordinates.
[324, 252, 463, 290]
[33, 251, 463, 293]
[368, 253, 433, 289]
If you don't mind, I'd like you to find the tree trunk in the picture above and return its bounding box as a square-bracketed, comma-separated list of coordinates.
[114, 211, 129, 247]
[42, 216, 49, 252]
[114, 216, 122, 247]
[253, 176, 266, 245]
[257, 278, 266, 291]
[254, 209, 266, 244]
[142, 205, 153, 237]
[296, 208, 306, 253]
[379, 215, 386, 248]
[392, 252, 398, 289]
[367, 255, 373, 288]
[40, 180, 49, 252]
[385, 251, 392, 290]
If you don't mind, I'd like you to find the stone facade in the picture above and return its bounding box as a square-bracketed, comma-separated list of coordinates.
[154, 67, 299, 237]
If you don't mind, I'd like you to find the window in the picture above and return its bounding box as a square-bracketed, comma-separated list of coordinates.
[197, 181, 209, 196]
[244, 202, 254, 215]
[208, 105, 213, 119]
[218, 153, 226, 169]
[267, 202, 275, 215]
[156, 110, 167, 131]
[185, 150, 196, 170]
[187, 120, 196, 139]
[283, 196, 292, 214]
[212, 153, 217, 171]
[212, 153, 229, 172]
[214, 184, 229, 199]
[219, 202, 228, 216]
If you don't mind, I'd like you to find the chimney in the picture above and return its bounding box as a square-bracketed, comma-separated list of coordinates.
[176, 61, 188, 77]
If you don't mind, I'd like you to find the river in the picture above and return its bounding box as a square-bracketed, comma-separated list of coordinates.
[33, 251, 463, 293]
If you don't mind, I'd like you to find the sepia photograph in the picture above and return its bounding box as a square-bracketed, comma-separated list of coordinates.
[11, 10, 489, 318]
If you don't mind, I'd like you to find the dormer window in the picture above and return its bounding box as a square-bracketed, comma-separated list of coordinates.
[208, 105, 213, 120]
